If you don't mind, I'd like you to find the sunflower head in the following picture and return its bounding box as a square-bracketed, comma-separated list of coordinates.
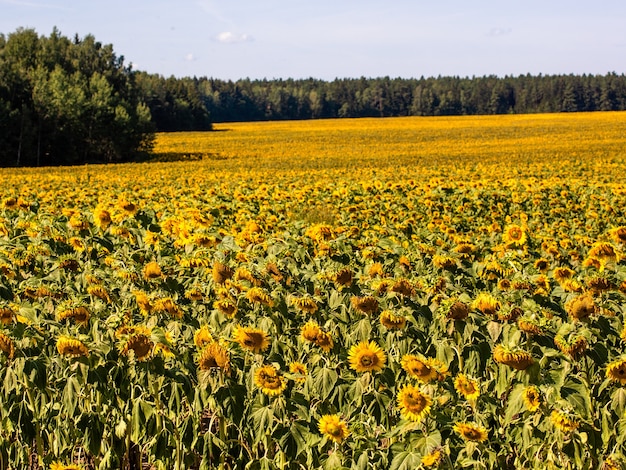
[380, 310, 407, 330]
[351, 295, 379, 315]
[246, 287, 274, 307]
[198, 342, 230, 374]
[503, 224, 527, 246]
[143, 261, 163, 280]
[606, 358, 626, 384]
[397, 383, 432, 422]
[454, 374, 480, 401]
[212, 261, 234, 284]
[289, 361, 308, 383]
[522, 386, 542, 412]
[254, 364, 286, 396]
[0, 332, 15, 359]
[0, 306, 14, 325]
[214, 297, 237, 317]
[333, 268, 354, 287]
[57, 336, 88, 358]
[445, 301, 470, 320]
[566, 293, 596, 320]
[493, 345, 534, 370]
[400, 355, 438, 382]
[421, 448, 444, 467]
[318, 414, 349, 443]
[194, 325, 213, 348]
[348, 341, 386, 373]
[453, 422, 488, 442]
[550, 410, 580, 432]
[233, 326, 270, 353]
[472, 293, 500, 316]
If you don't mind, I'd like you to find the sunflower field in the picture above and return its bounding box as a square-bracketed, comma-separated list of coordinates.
[1, 112, 626, 470]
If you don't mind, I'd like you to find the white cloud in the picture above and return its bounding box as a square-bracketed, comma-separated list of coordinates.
[487, 27, 512, 37]
[215, 31, 252, 44]
[185, 53, 196, 61]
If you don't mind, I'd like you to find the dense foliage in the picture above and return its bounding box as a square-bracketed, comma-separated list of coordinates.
[1, 113, 626, 469]
[0, 28, 154, 167]
[137, 72, 626, 124]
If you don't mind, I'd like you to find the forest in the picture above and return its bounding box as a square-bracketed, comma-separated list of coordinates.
[2, 27, 626, 167]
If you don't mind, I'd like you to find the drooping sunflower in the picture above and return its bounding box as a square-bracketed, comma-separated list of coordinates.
[143, 261, 162, 280]
[254, 364, 287, 396]
[0, 306, 14, 325]
[133, 290, 152, 313]
[56, 336, 88, 358]
[454, 374, 480, 401]
[214, 297, 237, 317]
[380, 310, 407, 330]
[397, 383, 432, 422]
[122, 331, 154, 361]
[92, 207, 112, 230]
[550, 410, 579, 432]
[318, 414, 349, 443]
[351, 295, 379, 315]
[300, 321, 334, 352]
[50, 462, 84, 470]
[348, 341, 386, 373]
[453, 422, 488, 442]
[493, 345, 534, 370]
[401, 355, 439, 383]
[472, 292, 500, 316]
[554, 334, 588, 358]
[233, 326, 270, 353]
[602, 457, 623, 470]
[421, 448, 444, 467]
[0, 332, 15, 359]
[522, 386, 542, 412]
[610, 226, 626, 245]
[198, 342, 230, 374]
[566, 293, 596, 320]
[333, 268, 353, 287]
[57, 305, 90, 327]
[606, 358, 626, 385]
[289, 361, 308, 383]
[391, 279, 415, 297]
[246, 287, 274, 307]
[290, 295, 318, 314]
[446, 301, 470, 320]
[194, 325, 213, 348]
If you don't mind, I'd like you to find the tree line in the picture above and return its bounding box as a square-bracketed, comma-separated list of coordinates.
[2, 27, 626, 167]
[145, 73, 626, 124]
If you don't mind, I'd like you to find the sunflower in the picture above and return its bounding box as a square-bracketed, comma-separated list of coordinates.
[380, 310, 407, 330]
[472, 293, 500, 316]
[318, 414, 349, 443]
[351, 295, 379, 315]
[554, 334, 588, 358]
[57, 305, 90, 327]
[0, 307, 14, 325]
[522, 386, 541, 412]
[446, 301, 469, 320]
[246, 287, 274, 307]
[517, 318, 543, 336]
[391, 279, 415, 297]
[606, 358, 626, 385]
[50, 462, 83, 470]
[503, 224, 527, 246]
[602, 457, 623, 470]
[348, 341, 386, 373]
[93, 207, 112, 230]
[254, 364, 287, 396]
[289, 361, 308, 383]
[133, 290, 152, 313]
[0, 332, 15, 359]
[550, 410, 579, 432]
[122, 332, 154, 361]
[214, 297, 237, 317]
[397, 383, 432, 422]
[588, 242, 618, 265]
[454, 374, 480, 401]
[290, 295, 318, 314]
[87, 284, 110, 302]
[300, 321, 334, 352]
[566, 293, 596, 320]
[553, 266, 575, 283]
[433, 254, 457, 270]
[453, 422, 488, 442]
[56, 336, 88, 358]
[493, 345, 534, 370]
[143, 261, 162, 280]
[198, 342, 230, 374]
[401, 355, 438, 383]
[194, 325, 213, 348]
[421, 448, 444, 467]
[333, 268, 354, 287]
[610, 226, 626, 245]
[534, 258, 550, 272]
[233, 326, 270, 353]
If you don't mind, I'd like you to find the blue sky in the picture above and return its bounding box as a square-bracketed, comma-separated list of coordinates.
[2, 0, 626, 80]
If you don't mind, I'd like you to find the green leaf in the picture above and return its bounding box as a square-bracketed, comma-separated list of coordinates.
[315, 367, 338, 399]
[389, 450, 421, 470]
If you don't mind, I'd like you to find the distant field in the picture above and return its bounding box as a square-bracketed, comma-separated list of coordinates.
[1, 112, 626, 469]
